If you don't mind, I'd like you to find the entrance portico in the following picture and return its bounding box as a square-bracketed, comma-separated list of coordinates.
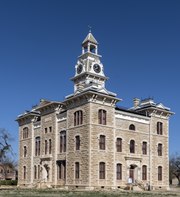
[125, 157, 142, 183]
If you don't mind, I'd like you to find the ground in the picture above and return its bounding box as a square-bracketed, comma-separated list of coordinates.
[0, 188, 180, 197]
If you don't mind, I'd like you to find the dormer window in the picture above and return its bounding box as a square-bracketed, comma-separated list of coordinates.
[129, 124, 135, 131]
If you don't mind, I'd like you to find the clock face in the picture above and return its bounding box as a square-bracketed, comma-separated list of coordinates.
[77, 64, 83, 74]
[93, 64, 101, 73]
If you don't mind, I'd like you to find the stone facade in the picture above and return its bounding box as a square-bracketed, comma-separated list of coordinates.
[16, 32, 173, 190]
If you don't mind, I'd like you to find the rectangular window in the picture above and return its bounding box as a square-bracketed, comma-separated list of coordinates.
[158, 166, 162, 181]
[49, 139, 52, 154]
[58, 161, 66, 180]
[35, 137, 40, 156]
[75, 162, 80, 179]
[158, 144, 162, 156]
[142, 165, 147, 180]
[142, 142, 147, 155]
[98, 110, 107, 125]
[23, 166, 26, 180]
[157, 122, 163, 135]
[117, 164, 122, 180]
[45, 128, 48, 133]
[60, 136, 63, 153]
[45, 140, 48, 155]
[74, 111, 83, 126]
[60, 131, 66, 153]
[99, 162, 105, 179]
[76, 136, 80, 150]
[99, 135, 105, 150]
[116, 138, 122, 152]
[24, 146, 27, 157]
[64, 135, 66, 152]
[38, 165, 40, 179]
[130, 140, 135, 153]
[49, 126, 52, 132]
[34, 165, 37, 179]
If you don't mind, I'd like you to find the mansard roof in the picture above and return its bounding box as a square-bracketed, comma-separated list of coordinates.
[130, 98, 174, 115]
[16, 99, 64, 121]
[115, 106, 148, 117]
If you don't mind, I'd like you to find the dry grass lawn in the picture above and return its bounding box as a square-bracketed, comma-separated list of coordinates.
[0, 188, 180, 197]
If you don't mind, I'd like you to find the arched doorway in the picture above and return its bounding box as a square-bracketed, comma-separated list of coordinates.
[129, 164, 138, 183]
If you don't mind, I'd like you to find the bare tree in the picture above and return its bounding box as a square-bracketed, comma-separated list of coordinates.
[170, 153, 180, 185]
[0, 128, 17, 180]
[0, 128, 13, 162]
[0, 157, 17, 180]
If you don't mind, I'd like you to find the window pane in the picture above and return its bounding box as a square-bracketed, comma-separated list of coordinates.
[76, 136, 80, 150]
[142, 165, 147, 180]
[142, 142, 147, 155]
[158, 166, 162, 181]
[117, 138, 122, 152]
[99, 162, 105, 179]
[130, 140, 135, 153]
[117, 164, 122, 180]
[75, 162, 79, 179]
[100, 135, 105, 150]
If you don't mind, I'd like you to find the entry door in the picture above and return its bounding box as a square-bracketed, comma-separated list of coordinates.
[129, 169, 134, 183]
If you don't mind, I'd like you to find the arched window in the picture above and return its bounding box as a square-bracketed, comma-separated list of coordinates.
[23, 146, 27, 157]
[142, 165, 147, 180]
[130, 140, 135, 153]
[34, 165, 37, 179]
[158, 166, 162, 181]
[45, 140, 48, 155]
[75, 162, 80, 179]
[117, 163, 122, 180]
[142, 141, 147, 155]
[23, 127, 29, 139]
[60, 131, 66, 153]
[98, 109, 106, 125]
[49, 139, 52, 154]
[116, 138, 122, 152]
[157, 122, 163, 135]
[75, 135, 80, 150]
[129, 124, 135, 131]
[74, 110, 83, 126]
[99, 135, 106, 150]
[99, 162, 105, 179]
[35, 137, 41, 156]
[158, 143, 162, 156]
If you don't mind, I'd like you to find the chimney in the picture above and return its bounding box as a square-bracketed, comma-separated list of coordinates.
[133, 98, 140, 108]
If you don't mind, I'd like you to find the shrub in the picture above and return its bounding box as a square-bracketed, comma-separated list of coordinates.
[0, 180, 17, 185]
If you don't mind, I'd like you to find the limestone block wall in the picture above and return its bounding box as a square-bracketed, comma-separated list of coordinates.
[66, 103, 90, 187]
[150, 116, 169, 189]
[90, 103, 115, 188]
[40, 112, 57, 184]
[18, 122, 33, 185]
[115, 113, 150, 187]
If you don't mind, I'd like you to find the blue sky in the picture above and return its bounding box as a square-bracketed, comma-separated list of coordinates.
[0, 0, 179, 158]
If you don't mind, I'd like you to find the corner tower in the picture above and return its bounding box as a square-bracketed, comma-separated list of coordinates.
[70, 31, 116, 97]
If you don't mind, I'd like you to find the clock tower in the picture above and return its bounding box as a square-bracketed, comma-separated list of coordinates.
[70, 31, 116, 97]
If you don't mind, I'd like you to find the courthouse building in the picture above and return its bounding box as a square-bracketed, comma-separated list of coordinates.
[16, 32, 173, 190]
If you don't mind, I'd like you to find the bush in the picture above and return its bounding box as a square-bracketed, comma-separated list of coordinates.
[0, 180, 17, 185]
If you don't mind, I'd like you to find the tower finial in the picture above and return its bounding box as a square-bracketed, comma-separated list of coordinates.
[88, 25, 92, 33]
